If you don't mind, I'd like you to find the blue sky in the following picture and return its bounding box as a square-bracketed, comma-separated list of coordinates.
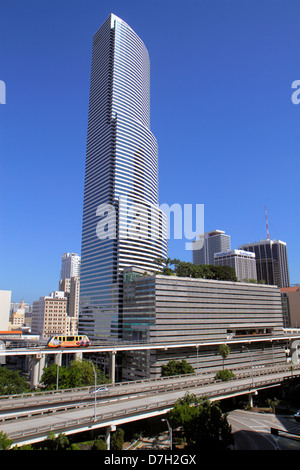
[1, 0, 299, 304]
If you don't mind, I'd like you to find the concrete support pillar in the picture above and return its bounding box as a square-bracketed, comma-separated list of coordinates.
[74, 351, 83, 361]
[31, 354, 44, 388]
[109, 351, 116, 384]
[54, 353, 62, 366]
[38, 354, 45, 382]
[248, 391, 257, 408]
[105, 426, 111, 450]
[31, 356, 39, 388]
[290, 340, 300, 364]
[248, 393, 254, 408]
[105, 425, 116, 450]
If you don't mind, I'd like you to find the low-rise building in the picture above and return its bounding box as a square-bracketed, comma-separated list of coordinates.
[122, 268, 286, 380]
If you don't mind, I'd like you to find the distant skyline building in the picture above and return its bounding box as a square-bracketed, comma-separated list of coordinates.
[79, 14, 167, 340]
[60, 253, 81, 280]
[280, 286, 300, 328]
[32, 291, 77, 340]
[192, 230, 231, 265]
[214, 249, 257, 282]
[0, 290, 11, 331]
[59, 276, 80, 327]
[239, 239, 290, 288]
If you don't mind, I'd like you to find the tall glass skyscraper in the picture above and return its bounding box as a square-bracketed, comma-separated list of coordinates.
[239, 239, 290, 288]
[79, 14, 167, 340]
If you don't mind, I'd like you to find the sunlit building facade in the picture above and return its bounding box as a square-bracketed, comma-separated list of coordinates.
[79, 14, 167, 340]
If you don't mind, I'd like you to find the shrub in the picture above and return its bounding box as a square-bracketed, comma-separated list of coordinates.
[111, 428, 124, 450]
[215, 369, 235, 382]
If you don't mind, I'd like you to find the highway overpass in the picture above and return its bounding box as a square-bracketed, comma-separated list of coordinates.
[2, 332, 300, 386]
[0, 363, 299, 449]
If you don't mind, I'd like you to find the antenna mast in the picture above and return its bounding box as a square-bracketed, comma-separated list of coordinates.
[265, 205, 270, 240]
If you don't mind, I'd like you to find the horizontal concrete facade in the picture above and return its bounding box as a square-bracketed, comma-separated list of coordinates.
[122, 274, 286, 380]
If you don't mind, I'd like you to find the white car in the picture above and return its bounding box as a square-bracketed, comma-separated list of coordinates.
[294, 410, 300, 422]
[89, 386, 109, 394]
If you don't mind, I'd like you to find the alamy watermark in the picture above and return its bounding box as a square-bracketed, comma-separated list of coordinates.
[0, 80, 6, 104]
[291, 80, 300, 105]
[95, 195, 204, 250]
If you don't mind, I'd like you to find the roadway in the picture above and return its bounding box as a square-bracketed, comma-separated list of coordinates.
[228, 410, 300, 450]
[0, 364, 299, 447]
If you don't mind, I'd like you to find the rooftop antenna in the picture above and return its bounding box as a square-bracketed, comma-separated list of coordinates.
[265, 205, 270, 240]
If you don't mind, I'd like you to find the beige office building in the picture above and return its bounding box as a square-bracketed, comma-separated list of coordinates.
[32, 291, 77, 340]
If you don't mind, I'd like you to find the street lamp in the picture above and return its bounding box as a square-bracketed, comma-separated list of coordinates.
[89, 360, 97, 421]
[56, 362, 59, 391]
[56, 353, 62, 391]
[161, 418, 172, 450]
[242, 345, 254, 388]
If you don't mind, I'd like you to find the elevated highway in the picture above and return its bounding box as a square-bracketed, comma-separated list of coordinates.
[2, 331, 300, 386]
[0, 363, 299, 448]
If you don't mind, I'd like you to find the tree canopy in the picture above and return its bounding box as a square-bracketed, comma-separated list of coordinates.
[40, 360, 110, 391]
[161, 360, 195, 377]
[0, 431, 13, 450]
[154, 258, 237, 282]
[0, 367, 31, 395]
[169, 393, 233, 450]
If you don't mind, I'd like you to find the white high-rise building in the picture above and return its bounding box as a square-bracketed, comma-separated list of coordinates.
[214, 249, 257, 282]
[0, 290, 11, 331]
[60, 253, 81, 280]
[79, 14, 167, 340]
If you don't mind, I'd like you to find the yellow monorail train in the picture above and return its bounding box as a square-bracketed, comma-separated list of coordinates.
[47, 335, 91, 348]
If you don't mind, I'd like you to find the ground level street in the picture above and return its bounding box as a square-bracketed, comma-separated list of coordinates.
[228, 410, 300, 450]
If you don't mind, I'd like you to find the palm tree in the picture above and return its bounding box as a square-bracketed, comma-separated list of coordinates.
[218, 344, 230, 369]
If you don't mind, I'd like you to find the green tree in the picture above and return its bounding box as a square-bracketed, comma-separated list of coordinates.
[0, 431, 13, 450]
[40, 360, 109, 391]
[161, 360, 195, 377]
[46, 432, 69, 450]
[172, 261, 237, 281]
[153, 258, 237, 282]
[111, 428, 124, 450]
[93, 437, 107, 450]
[0, 367, 31, 395]
[215, 369, 235, 382]
[40, 364, 68, 390]
[169, 393, 233, 450]
[266, 397, 280, 413]
[13, 444, 35, 450]
[218, 344, 230, 369]
[153, 257, 180, 275]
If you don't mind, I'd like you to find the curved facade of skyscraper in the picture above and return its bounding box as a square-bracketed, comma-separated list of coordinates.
[79, 14, 167, 340]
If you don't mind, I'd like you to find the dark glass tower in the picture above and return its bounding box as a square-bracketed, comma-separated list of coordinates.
[239, 239, 290, 288]
[79, 14, 167, 340]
